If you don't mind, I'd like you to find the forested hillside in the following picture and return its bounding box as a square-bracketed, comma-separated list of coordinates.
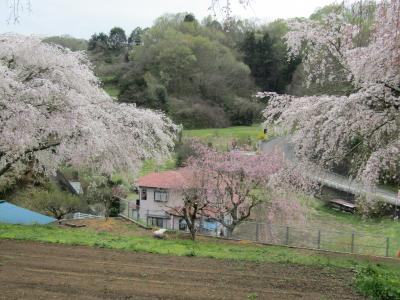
[45, 13, 301, 129]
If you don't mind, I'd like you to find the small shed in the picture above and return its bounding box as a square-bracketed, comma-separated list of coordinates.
[0, 200, 56, 225]
[329, 199, 357, 213]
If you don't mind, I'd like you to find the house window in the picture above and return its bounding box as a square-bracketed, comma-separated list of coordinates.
[154, 190, 168, 202]
[149, 217, 164, 228]
[141, 188, 147, 200]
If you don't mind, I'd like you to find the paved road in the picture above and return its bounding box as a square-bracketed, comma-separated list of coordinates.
[260, 137, 398, 205]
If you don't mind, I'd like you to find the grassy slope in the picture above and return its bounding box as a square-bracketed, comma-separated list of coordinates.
[183, 125, 263, 150]
[305, 196, 400, 238]
[0, 223, 398, 274]
[299, 196, 400, 257]
[183, 125, 262, 139]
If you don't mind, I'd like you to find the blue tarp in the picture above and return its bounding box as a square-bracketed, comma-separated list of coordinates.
[202, 220, 218, 231]
[0, 200, 56, 225]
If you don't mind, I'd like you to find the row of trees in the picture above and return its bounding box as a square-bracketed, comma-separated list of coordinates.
[88, 27, 145, 51]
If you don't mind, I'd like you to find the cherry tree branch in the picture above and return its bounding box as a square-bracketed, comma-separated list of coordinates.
[0, 140, 61, 178]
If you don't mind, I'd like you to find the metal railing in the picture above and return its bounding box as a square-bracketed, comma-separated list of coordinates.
[72, 212, 103, 220]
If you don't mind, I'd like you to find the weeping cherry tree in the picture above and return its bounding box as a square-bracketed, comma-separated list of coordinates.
[0, 34, 177, 187]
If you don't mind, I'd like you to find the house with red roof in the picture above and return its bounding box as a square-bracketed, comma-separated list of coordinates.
[123, 169, 221, 234]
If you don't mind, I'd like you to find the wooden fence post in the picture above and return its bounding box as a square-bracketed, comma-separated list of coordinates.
[386, 237, 390, 257]
[317, 230, 321, 250]
[285, 226, 290, 245]
[256, 223, 260, 242]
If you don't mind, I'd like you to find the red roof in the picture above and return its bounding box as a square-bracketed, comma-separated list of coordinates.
[137, 169, 188, 189]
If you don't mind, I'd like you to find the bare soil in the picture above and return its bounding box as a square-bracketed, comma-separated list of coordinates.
[0, 239, 363, 300]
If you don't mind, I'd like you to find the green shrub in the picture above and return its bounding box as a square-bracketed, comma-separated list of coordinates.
[175, 139, 198, 167]
[227, 97, 263, 126]
[12, 183, 86, 220]
[170, 98, 230, 129]
[355, 265, 400, 300]
[356, 195, 393, 218]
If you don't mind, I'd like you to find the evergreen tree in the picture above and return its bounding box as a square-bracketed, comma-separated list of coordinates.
[128, 27, 144, 46]
[108, 27, 127, 50]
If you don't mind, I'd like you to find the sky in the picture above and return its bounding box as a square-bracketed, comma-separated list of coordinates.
[0, 0, 340, 39]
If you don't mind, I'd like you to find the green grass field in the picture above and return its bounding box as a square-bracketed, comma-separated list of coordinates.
[183, 125, 262, 139]
[183, 125, 264, 150]
[0, 223, 397, 271]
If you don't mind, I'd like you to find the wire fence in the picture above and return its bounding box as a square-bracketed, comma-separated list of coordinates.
[233, 222, 400, 258]
[119, 199, 400, 258]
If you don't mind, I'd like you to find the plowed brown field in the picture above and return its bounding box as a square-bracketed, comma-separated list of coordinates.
[0, 239, 362, 300]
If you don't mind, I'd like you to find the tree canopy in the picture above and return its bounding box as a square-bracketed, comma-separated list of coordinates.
[260, 0, 400, 195]
[0, 34, 177, 186]
[115, 14, 261, 128]
[108, 27, 127, 50]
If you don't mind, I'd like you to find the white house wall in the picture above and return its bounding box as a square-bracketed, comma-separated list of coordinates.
[136, 186, 223, 234]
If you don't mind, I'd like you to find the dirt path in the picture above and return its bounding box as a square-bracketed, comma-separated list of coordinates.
[0, 240, 362, 300]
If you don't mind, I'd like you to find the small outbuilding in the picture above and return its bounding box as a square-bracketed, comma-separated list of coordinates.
[328, 199, 357, 213]
[0, 200, 56, 225]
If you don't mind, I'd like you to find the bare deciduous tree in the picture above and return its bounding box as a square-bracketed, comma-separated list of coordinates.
[6, 0, 31, 23]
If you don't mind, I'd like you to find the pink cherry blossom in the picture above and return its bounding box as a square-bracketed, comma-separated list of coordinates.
[174, 143, 284, 237]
